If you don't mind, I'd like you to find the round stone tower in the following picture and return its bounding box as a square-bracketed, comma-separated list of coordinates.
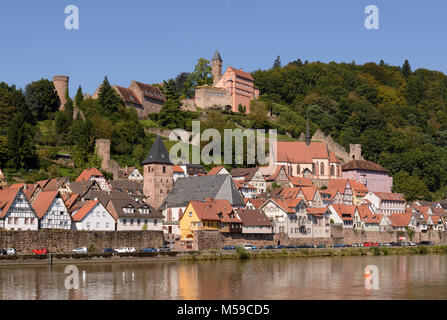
[53, 75, 69, 111]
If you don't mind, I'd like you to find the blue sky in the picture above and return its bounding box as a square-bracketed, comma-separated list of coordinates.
[1, 0, 447, 95]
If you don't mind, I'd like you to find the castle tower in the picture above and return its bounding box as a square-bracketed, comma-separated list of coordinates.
[142, 136, 174, 209]
[349, 144, 363, 160]
[211, 50, 223, 86]
[53, 75, 69, 111]
[95, 139, 111, 172]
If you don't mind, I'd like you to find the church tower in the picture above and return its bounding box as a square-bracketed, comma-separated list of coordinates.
[211, 50, 223, 86]
[142, 136, 174, 209]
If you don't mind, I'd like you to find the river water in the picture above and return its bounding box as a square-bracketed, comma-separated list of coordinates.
[0, 255, 446, 300]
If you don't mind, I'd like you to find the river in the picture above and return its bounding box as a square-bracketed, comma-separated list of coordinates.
[0, 255, 446, 300]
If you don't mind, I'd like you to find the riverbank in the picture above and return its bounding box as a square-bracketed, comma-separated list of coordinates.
[1, 245, 447, 266]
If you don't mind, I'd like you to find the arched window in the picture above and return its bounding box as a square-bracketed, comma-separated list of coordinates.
[320, 162, 325, 175]
[330, 165, 335, 176]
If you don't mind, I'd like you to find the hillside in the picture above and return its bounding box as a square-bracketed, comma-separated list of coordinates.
[1, 59, 446, 202]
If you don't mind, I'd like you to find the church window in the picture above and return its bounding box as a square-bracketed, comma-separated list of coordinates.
[320, 162, 325, 175]
[331, 165, 335, 176]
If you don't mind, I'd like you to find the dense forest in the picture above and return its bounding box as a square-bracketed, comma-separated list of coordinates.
[0, 57, 446, 202]
[249, 58, 447, 201]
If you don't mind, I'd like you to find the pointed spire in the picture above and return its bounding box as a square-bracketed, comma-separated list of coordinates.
[142, 136, 172, 165]
[212, 50, 222, 62]
[305, 116, 311, 146]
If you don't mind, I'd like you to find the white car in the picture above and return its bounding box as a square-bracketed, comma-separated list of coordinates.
[115, 247, 136, 253]
[72, 247, 88, 254]
[6, 248, 16, 256]
[242, 244, 254, 250]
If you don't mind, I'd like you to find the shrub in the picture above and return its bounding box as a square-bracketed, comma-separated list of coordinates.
[235, 246, 249, 260]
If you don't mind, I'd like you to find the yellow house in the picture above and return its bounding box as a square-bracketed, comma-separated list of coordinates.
[350, 180, 369, 206]
[180, 199, 222, 242]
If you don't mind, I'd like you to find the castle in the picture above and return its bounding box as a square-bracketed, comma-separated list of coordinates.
[185, 51, 259, 113]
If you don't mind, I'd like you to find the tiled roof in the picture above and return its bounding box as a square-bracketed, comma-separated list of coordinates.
[133, 81, 165, 102]
[233, 180, 256, 190]
[329, 151, 340, 163]
[357, 204, 382, 224]
[76, 168, 104, 182]
[375, 192, 405, 202]
[173, 165, 184, 174]
[342, 160, 390, 173]
[276, 141, 337, 164]
[72, 201, 100, 222]
[236, 209, 272, 227]
[229, 66, 253, 81]
[279, 187, 300, 199]
[0, 188, 21, 218]
[388, 212, 413, 227]
[299, 186, 318, 202]
[265, 166, 286, 181]
[32, 191, 60, 219]
[69, 180, 99, 198]
[207, 166, 225, 175]
[287, 175, 313, 187]
[114, 86, 142, 106]
[349, 180, 368, 194]
[244, 198, 267, 209]
[328, 179, 349, 194]
[331, 204, 356, 221]
[306, 207, 328, 216]
[230, 167, 260, 182]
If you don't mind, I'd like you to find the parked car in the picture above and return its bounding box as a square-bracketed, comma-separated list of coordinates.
[72, 247, 88, 254]
[297, 244, 314, 249]
[158, 246, 171, 252]
[408, 242, 416, 247]
[115, 247, 136, 253]
[222, 246, 235, 250]
[251, 246, 257, 250]
[316, 244, 326, 249]
[381, 243, 391, 247]
[419, 241, 435, 246]
[140, 248, 157, 252]
[286, 245, 297, 249]
[389, 242, 401, 247]
[351, 243, 360, 247]
[101, 248, 116, 254]
[261, 245, 276, 250]
[32, 248, 49, 255]
[242, 244, 254, 250]
[331, 244, 348, 248]
[6, 248, 16, 256]
[363, 242, 379, 247]
[0, 249, 7, 256]
[276, 245, 286, 249]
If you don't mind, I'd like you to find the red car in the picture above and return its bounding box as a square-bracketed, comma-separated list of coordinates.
[32, 248, 49, 255]
[363, 242, 379, 247]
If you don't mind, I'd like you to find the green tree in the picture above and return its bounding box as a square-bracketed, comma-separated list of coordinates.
[273, 55, 282, 69]
[188, 58, 212, 87]
[7, 113, 36, 169]
[402, 59, 412, 79]
[0, 82, 30, 133]
[157, 99, 185, 129]
[98, 76, 124, 116]
[392, 171, 432, 201]
[75, 86, 84, 110]
[24, 79, 60, 120]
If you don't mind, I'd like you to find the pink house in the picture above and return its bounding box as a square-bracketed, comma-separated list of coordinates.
[342, 159, 393, 193]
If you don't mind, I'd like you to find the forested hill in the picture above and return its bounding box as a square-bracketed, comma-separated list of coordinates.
[251, 59, 447, 201]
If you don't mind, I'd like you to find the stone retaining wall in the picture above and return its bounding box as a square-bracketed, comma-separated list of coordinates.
[0, 230, 164, 254]
[193, 227, 447, 250]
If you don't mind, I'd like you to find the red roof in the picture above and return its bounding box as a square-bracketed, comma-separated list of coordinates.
[331, 204, 357, 221]
[229, 66, 253, 81]
[133, 81, 165, 102]
[188, 198, 240, 223]
[388, 212, 413, 227]
[299, 186, 318, 202]
[173, 165, 184, 173]
[72, 200, 100, 222]
[287, 175, 313, 187]
[76, 168, 104, 182]
[375, 192, 405, 202]
[357, 204, 382, 224]
[32, 191, 60, 219]
[276, 141, 338, 164]
[329, 151, 340, 163]
[279, 187, 301, 199]
[306, 207, 328, 216]
[342, 160, 390, 173]
[328, 179, 349, 194]
[265, 165, 286, 181]
[114, 86, 142, 106]
[244, 198, 267, 209]
[236, 209, 272, 227]
[0, 188, 21, 219]
[207, 166, 225, 175]
[349, 180, 368, 194]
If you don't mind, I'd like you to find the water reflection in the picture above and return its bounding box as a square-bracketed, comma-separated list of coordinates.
[0, 255, 446, 300]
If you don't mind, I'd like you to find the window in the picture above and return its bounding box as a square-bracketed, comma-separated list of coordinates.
[96, 222, 100, 228]
[154, 220, 157, 225]
[320, 162, 325, 175]
[163, 166, 166, 173]
[123, 219, 127, 225]
[189, 212, 192, 217]
[87, 222, 91, 229]
[106, 222, 110, 228]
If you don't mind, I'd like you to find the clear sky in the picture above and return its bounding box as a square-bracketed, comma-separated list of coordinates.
[1, 0, 447, 95]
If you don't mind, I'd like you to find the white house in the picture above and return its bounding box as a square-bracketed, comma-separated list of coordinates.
[328, 204, 358, 228]
[107, 197, 164, 231]
[363, 192, 406, 216]
[236, 209, 273, 235]
[32, 191, 71, 230]
[71, 200, 115, 231]
[0, 188, 38, 231]
[231, 167, 266, 195]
